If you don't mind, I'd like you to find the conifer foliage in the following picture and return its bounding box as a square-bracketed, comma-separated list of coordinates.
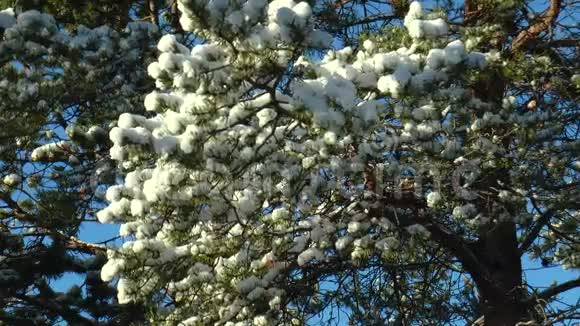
[0, 7, 158, 325]
[0, 0, 578, 325]
[98, 0, 579, 325]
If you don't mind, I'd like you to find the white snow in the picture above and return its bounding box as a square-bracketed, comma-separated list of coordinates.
[426, 191, 442, 208]
[297, 247, 324, 266]
[0, 8, 16, 28]
[3, 173, 21, 186]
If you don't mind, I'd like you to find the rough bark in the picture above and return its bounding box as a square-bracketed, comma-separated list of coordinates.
[511, 0, 562, 52]
[148, 0, 159, 26]
[168, 0, 183, 32]
[476, 222, 528, 325]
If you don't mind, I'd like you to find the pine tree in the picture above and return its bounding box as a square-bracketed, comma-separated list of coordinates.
[97, 0, 579, 325]
[0, 8, 159, 324]
[1, 0, 578, 325]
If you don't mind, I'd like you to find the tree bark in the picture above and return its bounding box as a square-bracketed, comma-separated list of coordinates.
[476, 221, 528, 325]
[511, 0, 562, 52]
[149, 0, 160, 26]
[168, 0, 183, 32]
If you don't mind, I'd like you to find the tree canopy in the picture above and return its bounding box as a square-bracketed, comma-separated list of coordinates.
[0, 5, 158, 325]
[0, 0, 578, 325]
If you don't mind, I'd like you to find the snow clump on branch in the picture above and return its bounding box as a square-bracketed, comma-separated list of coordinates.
[97, 1, 519, 324]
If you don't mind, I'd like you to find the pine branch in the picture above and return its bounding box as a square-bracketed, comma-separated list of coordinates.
[519, 198, 552, 255]
[536, 278, 580, 301]
[60, 234, 107, 255]
[511, 0, 562, 51]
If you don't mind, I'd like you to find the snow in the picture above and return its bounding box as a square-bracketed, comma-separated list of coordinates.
[237, 276, 262, 293]
[177, 0, 331, 49]
[426, 49, 446, 69]
[357, 101, 379, 124]
[0, 8, 16, 29]
[377, 65, 412, 98]
[410, 69, 439, 91]
[3, 173, 21, 186]
[247, 287, 267, 301]
[467, 52, 488, 69]
[100, 258, 123, 282]
[233, 189, 260, 216]
[271, 207, 289, 221]
[146, 61, 162, 79]
[426, 191, 442, 208]
[109, 127, 152, 147]
[420, 18, 448, 39]
[335, 236, 352, 251]
[157, 34, 188, 54]
[158, 52, 184, 72]
[305, 29, 333, 48]
[292, 2, 312, 20]
[144, 92, 161, 112]
[348, 221, 368, 234]
[362, 39, 375, 52]
[86, 126, 107, 141]
[404, 2, 448, 39]
[16, 10, 55, 30]
[105, 185, 124, 202]
[444, 40, 466, 65]
[130, 199, 147, 217]
[117, 278, 133, 304]
[323, 131, 337, 145]
[404, 1, 423, 28]
[452, 204, 477, 219]
[253, 315, 269, 326]
[256, 108, 277, 127]
[91, 0, 512, 322]
[297, 247, 324, 266]
[31, 141, 71, 161]
[228, 223, 244, 237]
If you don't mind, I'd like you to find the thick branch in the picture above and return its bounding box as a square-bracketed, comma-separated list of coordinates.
[536, 278, 580, 301]
[167, 0, 183, 32]
[421, 220, 502, 299]
[364, 165, 499, 298]
[511, 0, 562, 51]
[549, 38, 580, 48]
[464, 0, 474, 15]
[16, 290, 95, 326]
[148, 0, 159, 26]
[463, 0, 480, 24]
[519, 200, 552, 255]
[1, 192, 107, 255]
[60, 234, 107, 255]
[338, 13, 398, 29]
[332, 0, 354, 9]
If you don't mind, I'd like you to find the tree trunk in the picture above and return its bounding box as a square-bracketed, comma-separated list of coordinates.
[484, 302, 527, 326]
[475, 221, 529, 325]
